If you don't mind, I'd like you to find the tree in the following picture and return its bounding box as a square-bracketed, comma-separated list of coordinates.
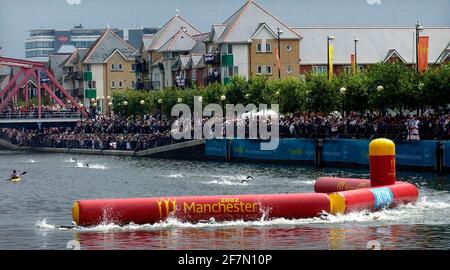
[367, 63, 417, 114]
[264, 77, 306, 114]
[305, 73, 339, 113]
[422, 64, 450, 112]
[337, 72, 369, 113]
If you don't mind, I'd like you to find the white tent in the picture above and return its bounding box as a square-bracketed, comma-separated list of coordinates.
[240, 109, 282, 119]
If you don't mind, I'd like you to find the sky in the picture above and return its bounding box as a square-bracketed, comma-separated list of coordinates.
[0, 0, 449, 59]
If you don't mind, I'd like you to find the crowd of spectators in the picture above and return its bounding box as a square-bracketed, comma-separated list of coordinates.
[2, 111, 450, 152]
[0, 114, 177, 151]
[0, 104, 79, 119]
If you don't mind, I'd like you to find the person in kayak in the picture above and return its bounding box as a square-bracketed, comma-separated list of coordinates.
[10, 170, 19, 180]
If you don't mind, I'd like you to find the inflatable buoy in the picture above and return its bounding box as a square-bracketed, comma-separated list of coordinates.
[73, 193, 331, 227]
[71, 139, 419, 227]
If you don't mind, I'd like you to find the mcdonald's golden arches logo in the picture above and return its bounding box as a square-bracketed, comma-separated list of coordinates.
[156, 198, 177, 219]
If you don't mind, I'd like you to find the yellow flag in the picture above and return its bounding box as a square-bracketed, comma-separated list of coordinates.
[328, 44, 334, 79]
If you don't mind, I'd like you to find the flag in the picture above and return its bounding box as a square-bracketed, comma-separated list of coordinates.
[328, 44, 334, 79]
[274, 47, 281, 68]
[351, 54, 356, 74]
[418, 36, 429, 73]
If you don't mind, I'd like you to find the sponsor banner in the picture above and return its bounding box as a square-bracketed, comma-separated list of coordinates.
[443, 141, 450, 168]
[370, 187, 394, 209]
[322, 139, 369, 164]
[230, 139, 316, 161]
[395, 140, 436, 167]
[205, 139, 228, 158]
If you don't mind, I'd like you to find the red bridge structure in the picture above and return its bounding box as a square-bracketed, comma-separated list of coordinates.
[0, 56, 88, 119]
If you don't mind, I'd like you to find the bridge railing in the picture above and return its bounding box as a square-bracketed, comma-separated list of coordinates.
[0, 111, 82, 120]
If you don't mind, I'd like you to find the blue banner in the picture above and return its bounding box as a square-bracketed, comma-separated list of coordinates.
[205, 139, 227, 158]
[322, 139, 369, 164]
[395, 140, 436, 167]
[206, 139, 438, 168]
[443, 141, 450, 168]
[229, 139, 316, 161]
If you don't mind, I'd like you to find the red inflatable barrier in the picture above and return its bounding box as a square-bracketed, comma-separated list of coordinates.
[73, 193, 331, 227]
[314, 177, 371, 193]
[329, 182, 419, 215]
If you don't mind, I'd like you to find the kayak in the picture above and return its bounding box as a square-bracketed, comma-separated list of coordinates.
[10, 177, 21, 183]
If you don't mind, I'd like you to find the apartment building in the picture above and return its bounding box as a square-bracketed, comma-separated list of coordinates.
[61, 30, 136, 111]
[203, 0, 301, 85]
[134, 14, 202, 90]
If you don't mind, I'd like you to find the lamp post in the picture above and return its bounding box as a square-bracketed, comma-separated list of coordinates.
[158, 98, 163, 122]
[377, 85, 384, 117]
[220, 95, 226, 109]
[277, 28, 283, 79]
[327, 36, 335, 80]
[354, 38, 359, 73]
[415, 21, 424, 73]
[140, 100, 146, 121]
[340, 87, 346, 116]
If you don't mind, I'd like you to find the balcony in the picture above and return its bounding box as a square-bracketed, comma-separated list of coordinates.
[63, 71, 83, 81]
[174, 78, 193, 89]
[83, 71, 93, 81]
[221, 54, 233, 67]
[134, 62, 149, 73]
[205, 53, 220, 65]
[135, 82, 160, 91]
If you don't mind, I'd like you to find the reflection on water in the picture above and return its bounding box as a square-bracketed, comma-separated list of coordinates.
[69, 224, 450, 250]
[1, 151, 450, 250]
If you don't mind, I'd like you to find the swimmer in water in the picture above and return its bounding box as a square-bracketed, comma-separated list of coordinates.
[241, 176, 254, 184]
[71, 158, 78, 163]
[85, 163, 90, 168]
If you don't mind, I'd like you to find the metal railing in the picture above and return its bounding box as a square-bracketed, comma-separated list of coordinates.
[0, 111, 81, 120]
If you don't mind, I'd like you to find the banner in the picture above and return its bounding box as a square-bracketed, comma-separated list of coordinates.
[418, 36, 429, 73]
[351, 54, 356, 74]
[328, 44, 334, 79]
[274, 47, 281, 68]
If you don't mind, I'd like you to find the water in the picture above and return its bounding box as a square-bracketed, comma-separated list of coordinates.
[1, 151, 450, 250]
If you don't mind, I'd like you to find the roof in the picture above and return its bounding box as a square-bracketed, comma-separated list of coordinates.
[158, 29, 197, 52]
[49, 54, 71, 80]
[215, 0, 300, 43]
[82, 29, 136, 64]
[147, 15, 201, 51]
[61, 48, 88, 67]
[294, 27, 450, 65]
[56, 45, 77, 54]
[142, 34, 155, 51]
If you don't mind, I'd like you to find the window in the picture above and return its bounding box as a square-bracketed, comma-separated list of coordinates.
[111, 64, 116, 71]
[267, 65, 272, 75]
[118, 64, 123, 71]
[266, 43, 272, 53]
[313, 66, 327, 74]
[286, 66, 293, 74]
[83, 64, 91, 72]
[256, 66, 264, 75]
[192, 69, 197, 81]
[164, 52, 173, 59]
[257, 43, 263, 53]
[131, 81, 136, 89]
[131, 64, 137, 72]
[86, 81, 96, 89]
[223, 66, 238, 78]
[111, 81, 116, 88]
[286, 44, 293, 52]
[118, 81, 124, 88]
[222, 44, 233, 55]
